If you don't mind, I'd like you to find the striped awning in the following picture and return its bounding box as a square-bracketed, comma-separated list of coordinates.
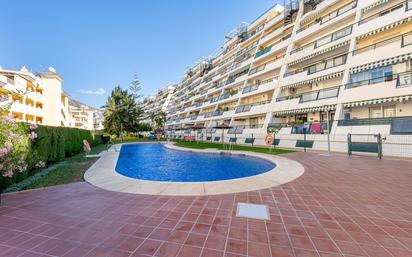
[289, 40, 350, 66]
[362, 0, 389, 13]
[357, 16, 412, 39]
[273, 105, 336, 116]
[281, 71, 344, 90]
[350, 53, 412, 73]
[300, 10, 321, 26]
[343, 95, 412, 108]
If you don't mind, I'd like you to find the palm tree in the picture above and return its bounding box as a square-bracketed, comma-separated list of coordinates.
[150, 111, 167, 131]
[103, 86, 142, 139]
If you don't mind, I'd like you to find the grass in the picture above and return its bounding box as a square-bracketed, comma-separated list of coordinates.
[173, 140, 293, 155]
[23, 156, 98, 190]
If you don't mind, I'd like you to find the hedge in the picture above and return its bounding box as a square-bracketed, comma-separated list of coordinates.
[0, 124, 102, 191]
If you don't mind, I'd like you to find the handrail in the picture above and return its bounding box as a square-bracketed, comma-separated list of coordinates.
[352, 31, 412, 55]
[297, 1, 357, 33]
[358, 2, 405, 25]
[276, 86, 340, 102]
[345, 71, 412, 89]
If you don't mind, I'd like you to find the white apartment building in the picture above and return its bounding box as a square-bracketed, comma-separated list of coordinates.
[163, 0, 412, 157]
[0, 66, 71, 127]
[140, 85, 176, 124]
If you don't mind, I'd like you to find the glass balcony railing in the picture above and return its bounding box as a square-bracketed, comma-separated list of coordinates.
[276, 86, 340, 103]
[297, 1, 357, 33]
[352, 32, 412, 55]
[255, 46, 272, 58]
[358, 2, 405, 25]
[235, 100, 270, 113]
[346, 71, 412, 89]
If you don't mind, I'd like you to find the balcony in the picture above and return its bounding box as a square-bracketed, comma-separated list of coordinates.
[356, 2, 412, 36]
[281, 62, 345, 87]
[340, 71, 412, 103]
[289, 25, 352, 63]
[350, 32, 412, 67]
[242, 79, 276, 96]
[296, 1, 357, 41]
[274, 87, 340, 112]
[234, 100, 271, 115]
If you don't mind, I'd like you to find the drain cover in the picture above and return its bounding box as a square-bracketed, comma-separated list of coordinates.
[236, 203, 270, 220]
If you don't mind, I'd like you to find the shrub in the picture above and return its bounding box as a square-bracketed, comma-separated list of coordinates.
[1, 123, 101, 191]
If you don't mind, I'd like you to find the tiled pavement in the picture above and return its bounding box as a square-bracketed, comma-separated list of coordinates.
[1, 152, 412, 257]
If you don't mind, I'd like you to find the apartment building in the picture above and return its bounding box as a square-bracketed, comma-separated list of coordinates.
[68, 99, 96, 130]
[162, 0, 412, 156]
[140, 85, 176, 124]
[0, 66, 71, 127]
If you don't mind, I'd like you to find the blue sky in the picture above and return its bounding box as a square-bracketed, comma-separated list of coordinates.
[1, 0, 280, 108]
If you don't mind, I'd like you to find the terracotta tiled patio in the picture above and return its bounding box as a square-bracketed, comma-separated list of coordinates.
[1, 152, 412, 257]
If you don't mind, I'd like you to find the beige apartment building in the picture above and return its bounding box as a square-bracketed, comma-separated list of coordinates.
[0, 66, 71, 127]
[68, 99, 96, 130]
[162, 0, 412, 157]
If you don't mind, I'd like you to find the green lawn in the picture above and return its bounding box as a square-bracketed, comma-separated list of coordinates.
[173, 140, 293, 155]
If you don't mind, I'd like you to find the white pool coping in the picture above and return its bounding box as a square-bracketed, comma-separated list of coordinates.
[84, 142, 304, 196]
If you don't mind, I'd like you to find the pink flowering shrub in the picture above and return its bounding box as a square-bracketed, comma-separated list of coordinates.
[0, 113, 34, 179]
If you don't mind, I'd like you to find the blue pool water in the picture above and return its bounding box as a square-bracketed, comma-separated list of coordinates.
[115, 144, 276, 182]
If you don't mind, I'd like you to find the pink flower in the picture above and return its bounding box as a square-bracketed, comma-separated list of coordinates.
[0, 164, 3, 170]
[29, 123, 38, 130]
[28, 131, 37, 140]
[4, 141, 13, 150]
[0, 148, 8, 158]
[3, 170, 13, 178]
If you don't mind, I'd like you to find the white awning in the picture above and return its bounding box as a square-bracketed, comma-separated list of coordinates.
[357, 16, 412, 39]
[362, 0, 389, 13]
[273, 105, 336, 116]
[289, 40, 350, 66]
[281, 71, 344, 90]
[299, 10, 321, 26]
[350, 53, 412, 73]
[343, 95, 412, 108]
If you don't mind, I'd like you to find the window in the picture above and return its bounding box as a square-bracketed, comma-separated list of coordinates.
[369, 107, 383, 118]
[384, 106, 396, 117]
[349, 65, 393, 85]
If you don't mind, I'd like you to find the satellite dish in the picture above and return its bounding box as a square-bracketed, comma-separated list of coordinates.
[49, 67, 57, 73]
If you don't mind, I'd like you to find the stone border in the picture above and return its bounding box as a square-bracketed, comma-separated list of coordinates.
[84, 143, 304, 196]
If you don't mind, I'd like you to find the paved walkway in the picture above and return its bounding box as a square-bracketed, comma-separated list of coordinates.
[1, 153, 411, 257]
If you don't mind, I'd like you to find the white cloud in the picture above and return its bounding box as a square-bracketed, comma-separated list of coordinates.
[78, 88, 106, 95]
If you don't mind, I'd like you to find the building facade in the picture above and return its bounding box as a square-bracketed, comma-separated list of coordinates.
[140, 85, 176, 124]
[68, 99, 96, 130]
[163, 0, 412, 156]
[0, 66, 71, 127]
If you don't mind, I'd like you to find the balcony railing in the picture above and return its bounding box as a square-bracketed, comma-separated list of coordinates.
[396, 71, 412, 87]
[235, 100, 270, 113]
[242, 84, 259, 94]
[255, 46, 272, 58]
[337, 117, 394, 126]
[276, 86, 340, 103]
[358, 2, 405, 25]
[291, 25, 353, 54]
[345, 71, 412, 89]
[284, 55, 346, 77]
[297, 1, 357, 33]
[352, 31, 412, 55]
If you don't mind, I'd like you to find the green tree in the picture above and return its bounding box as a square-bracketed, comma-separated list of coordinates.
[103, 86, 142, 137]
[150, 111, 167, 131]
[129, 73, 142, 99]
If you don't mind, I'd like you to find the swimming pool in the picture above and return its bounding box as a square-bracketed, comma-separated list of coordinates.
[115, 144, 276, 182]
